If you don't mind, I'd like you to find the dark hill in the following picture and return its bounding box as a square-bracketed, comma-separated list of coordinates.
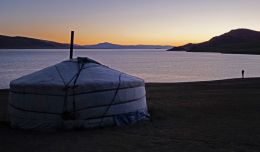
[168, 29, 260, 54]
[0, 35, 73, 49]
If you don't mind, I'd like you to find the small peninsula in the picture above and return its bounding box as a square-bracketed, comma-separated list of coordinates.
[168, 29, 260, 55]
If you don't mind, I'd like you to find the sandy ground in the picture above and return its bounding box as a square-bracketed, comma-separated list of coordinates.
[1, 78, 260, 152]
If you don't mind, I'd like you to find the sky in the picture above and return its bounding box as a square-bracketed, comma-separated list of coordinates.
[1, 0, 260, 46]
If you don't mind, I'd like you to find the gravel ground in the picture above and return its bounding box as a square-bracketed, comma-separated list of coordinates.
[1, 78, 260, 152]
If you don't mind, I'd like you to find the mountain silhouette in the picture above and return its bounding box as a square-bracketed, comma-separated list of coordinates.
[0, 35, 172, 49]
[84, 42, 172, 49]
[0, 35, 73, 49]
[168, 29, 260, 54]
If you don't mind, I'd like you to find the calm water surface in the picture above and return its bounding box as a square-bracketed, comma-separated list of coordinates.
[0, 49, 260, 89]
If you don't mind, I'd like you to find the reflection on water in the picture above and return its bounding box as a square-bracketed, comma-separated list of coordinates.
[1, 49, 260, 88]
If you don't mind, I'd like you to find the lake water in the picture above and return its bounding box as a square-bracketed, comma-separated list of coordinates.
[0, 49, 260, 89]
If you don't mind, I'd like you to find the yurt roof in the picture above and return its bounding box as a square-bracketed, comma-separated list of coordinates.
[10, 57, 144, 96]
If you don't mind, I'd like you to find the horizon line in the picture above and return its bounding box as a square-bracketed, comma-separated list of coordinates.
[2, 28, 258, 47]
[0, 33, 179, 46]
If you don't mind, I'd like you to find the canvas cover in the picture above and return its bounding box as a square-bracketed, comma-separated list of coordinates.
[8, 57, 149, 130]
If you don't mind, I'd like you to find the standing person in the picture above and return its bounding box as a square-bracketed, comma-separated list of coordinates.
[242, 70, 245, 78]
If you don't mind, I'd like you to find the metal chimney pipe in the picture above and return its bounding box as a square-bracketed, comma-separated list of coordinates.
[69, 31, 74, 59]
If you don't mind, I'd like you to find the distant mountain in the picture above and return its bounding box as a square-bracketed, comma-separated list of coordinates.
[168, 29, 260, 54]
[0, 35, 172, 49]
[84, 42, 124, 49]
[0, 35, 74, 49]
[84, 42, 172, 49]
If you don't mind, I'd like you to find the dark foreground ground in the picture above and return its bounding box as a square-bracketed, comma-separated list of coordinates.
[1, 78, 260, 152]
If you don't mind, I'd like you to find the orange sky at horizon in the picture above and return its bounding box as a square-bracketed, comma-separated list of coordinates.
[0, 28, 238, 46]
[1, 30, 208, 46]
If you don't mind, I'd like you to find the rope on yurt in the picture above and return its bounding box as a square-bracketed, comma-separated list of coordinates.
[55, 57, 101, 121]
[55, 65, 72, 119]
[99, 73, 122, 127]
[70, 57, 103, 121]
[71, 59, 85, 120]
[55, 61, 85, 120]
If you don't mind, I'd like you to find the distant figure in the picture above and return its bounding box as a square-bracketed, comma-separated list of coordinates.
[242, 70, 245, 78]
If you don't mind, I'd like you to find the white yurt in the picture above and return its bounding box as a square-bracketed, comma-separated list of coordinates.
[8, 57, 149, 130]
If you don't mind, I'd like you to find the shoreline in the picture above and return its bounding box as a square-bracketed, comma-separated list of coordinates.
[1, 77, 260, 151]
[1, 77, 259, 90]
